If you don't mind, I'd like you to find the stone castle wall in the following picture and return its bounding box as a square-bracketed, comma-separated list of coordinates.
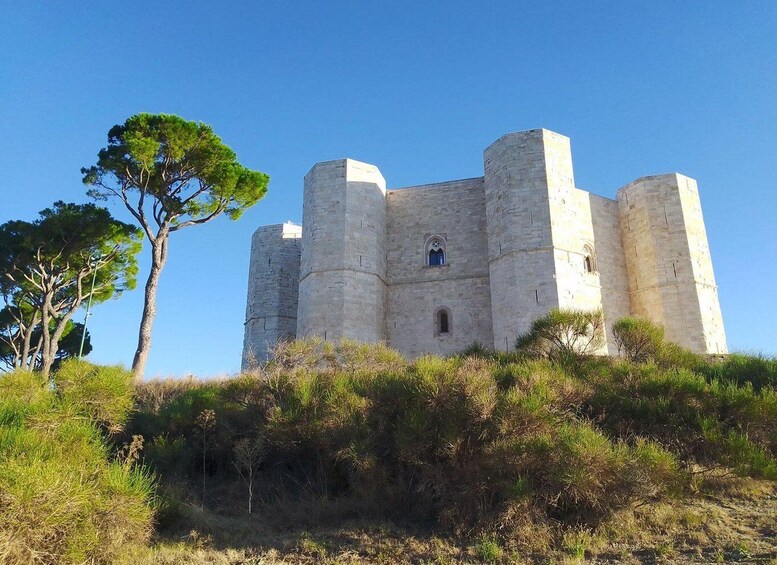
[241, 223, 302, 368]
[484, 130, 563, 351]
[297, 159, 387, 343]
[385, 178, 493, 357]
[242, 129, 727, 363]
[587, 193, 632, 353]
[618, 174, 727, 353]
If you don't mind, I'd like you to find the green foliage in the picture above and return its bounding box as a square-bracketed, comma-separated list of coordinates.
[0, 201, 141, 373]
[589, 363, 777, 480]
[654, 341, 703, 371]
[562, 528, 592, 559]
[122, 338, 776, 547]
[0, 362, 154, 563]
[474, 535, 502, 562]
[612, 317, 665, 362]
[82, 113, 269, 227]
[0, 201, 141, 304]
[82, 113, 270, 378]
[697, 353, 777, 391]
[54, 359, 136, 433]
[515, 308, 605, 362]
[128, 341, 690, 534]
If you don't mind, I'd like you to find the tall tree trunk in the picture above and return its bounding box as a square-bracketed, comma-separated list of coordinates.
[43, 309, 78, 374]
[40, 294, 54, 377]
[132, 235, 168, 381]
[19, 314, 37, 370]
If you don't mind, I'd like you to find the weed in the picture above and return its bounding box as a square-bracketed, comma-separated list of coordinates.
[562, 528, 592, 559]
[474, 535, 502, 562]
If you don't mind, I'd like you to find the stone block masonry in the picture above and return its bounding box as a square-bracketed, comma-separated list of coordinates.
[241, 222, 302, 368]
[242, 129, 727, 363]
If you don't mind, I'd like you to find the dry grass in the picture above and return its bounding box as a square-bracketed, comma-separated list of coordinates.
[118, 475, 776, 564]
[121, 339, 777, 563]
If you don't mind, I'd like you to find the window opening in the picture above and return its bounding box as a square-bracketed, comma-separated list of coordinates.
[439, 311, 449, 334]
[429, 248, 445, 266]
[426, 236, 447, 266]
[583, 244, 596, 273]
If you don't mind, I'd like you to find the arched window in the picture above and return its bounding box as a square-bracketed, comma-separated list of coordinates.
[435, 307, 451, 336]
[426, 235, 447, 266]
[439, 311, 449, 333]
[583, 243, 597, 274]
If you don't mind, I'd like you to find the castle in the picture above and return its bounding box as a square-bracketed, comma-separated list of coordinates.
[242, 128, 727, 366]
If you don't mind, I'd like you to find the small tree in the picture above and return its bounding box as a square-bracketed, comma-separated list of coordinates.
[82, 113, 269, 380]
[233, 436, 266, 514]
[0, 290, 40, 370]
[0, 315, 92, 372]
[516, 309, 605, 361]
[195, 408, 217, 508]
[0, 202, 141, 375]
[612, 317, 665, 362]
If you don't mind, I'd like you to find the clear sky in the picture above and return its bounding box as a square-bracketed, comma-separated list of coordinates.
[2, 1, 775, 378]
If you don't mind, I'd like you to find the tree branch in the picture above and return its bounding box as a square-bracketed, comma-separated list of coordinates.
[170, 198, 227, 232]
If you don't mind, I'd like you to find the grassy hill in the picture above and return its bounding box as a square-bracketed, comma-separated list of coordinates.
[123, 336, 776, 563]
[2, 327, 776, 563]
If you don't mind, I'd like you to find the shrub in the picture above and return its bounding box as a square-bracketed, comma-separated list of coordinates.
[588, 363, 777, 479]
[0, 363, 154, 563]
[654, 341, 702, 371]
[121, 338, 777, 544]
[612, 317, 665, 362]
[55, 358, 135, 432]
[516, 309, 605, 361]
[697, 353, 777, 391]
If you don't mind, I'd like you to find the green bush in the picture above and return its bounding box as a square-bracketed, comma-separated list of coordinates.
[474, 535, 502, 562]
[0, 363, 154, 563]
[123, 338, 776, 541]
[128, 342, 685, 532]
[55, 359, 136, 432]
[588, 363, 777, 480]
[516, 309, 605, 362]
[612, 317, 665, 362]
[697, 353, 777, 391]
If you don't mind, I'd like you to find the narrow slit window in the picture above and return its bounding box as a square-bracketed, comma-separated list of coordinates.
[583, 244, 596, 273]
[439, 311, 449, 334]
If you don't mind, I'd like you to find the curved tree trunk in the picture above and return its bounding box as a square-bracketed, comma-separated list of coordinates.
[132, 236, 168, 381]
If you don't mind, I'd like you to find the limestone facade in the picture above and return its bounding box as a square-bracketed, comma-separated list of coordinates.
[242, 129, 727, 366]
[242, 222, 301, 368]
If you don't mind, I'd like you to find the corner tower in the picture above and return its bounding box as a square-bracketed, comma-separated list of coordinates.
[297, 159, 388, 342]
[618, 174, 727, 353]
[484, 129, 609, 352]
[241, 222, 302, 368]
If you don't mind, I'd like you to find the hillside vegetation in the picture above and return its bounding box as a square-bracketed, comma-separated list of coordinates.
[122, 319, 777, 563]
[0, 361, 153, 563]
[2, 314, 776, 563]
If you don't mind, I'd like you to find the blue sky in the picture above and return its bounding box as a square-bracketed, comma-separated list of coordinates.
[2, 1, 775, 377]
